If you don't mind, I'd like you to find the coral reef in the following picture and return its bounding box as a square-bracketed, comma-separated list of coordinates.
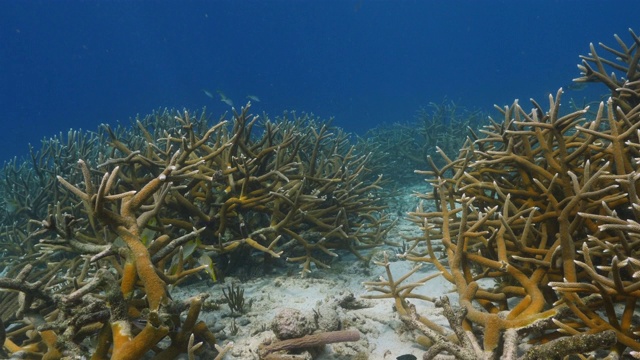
[366, 29, 640, 358]
[361, 100, 486, 184]
[2, 19, 638, 360]
[0, 105, 390, 358]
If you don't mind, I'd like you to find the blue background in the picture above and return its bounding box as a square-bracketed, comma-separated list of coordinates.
[1, 0, 637, 162]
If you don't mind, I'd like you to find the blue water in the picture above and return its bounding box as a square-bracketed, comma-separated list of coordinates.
[1, 0, 637, 162]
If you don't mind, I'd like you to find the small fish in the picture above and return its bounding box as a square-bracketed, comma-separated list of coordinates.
[566, 81, 588, 91]
[4, 199, 18, 213]
[203, 89, 215, 99]
[217, 90, 234, 106]
[396, 355, 417, 360]
[198, 253, 218, 282]
[246, 95, 261, 102]
[131, 317, 147, 330]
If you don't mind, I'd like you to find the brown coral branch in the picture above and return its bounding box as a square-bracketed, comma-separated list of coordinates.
[259, 329, 360, 357]
[520, 330, 617, 360]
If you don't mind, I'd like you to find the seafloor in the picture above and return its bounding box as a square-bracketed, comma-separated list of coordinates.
[173, 183, 445, 359]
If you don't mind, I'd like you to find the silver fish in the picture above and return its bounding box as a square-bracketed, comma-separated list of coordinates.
[203, 89, 215, 99]
[566, 81, 588, 91]
[217, 90, 234, 106]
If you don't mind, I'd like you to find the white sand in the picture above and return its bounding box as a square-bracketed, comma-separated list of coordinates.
[175, 184, 452, 359]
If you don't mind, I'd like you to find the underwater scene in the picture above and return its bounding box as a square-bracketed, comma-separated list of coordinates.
[2, 1, 640, 359]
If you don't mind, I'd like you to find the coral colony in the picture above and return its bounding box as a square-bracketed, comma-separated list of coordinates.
[365, 29, 640, 359]
[0, 30, 639, 359]
[0, 107, 390, 359]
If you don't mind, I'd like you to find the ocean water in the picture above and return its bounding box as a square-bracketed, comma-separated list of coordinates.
[1, 0, 638, 162]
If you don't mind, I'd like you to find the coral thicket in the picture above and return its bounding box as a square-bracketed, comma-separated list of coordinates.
[0, 106, 389, 358]
[367, 29, 640, 359]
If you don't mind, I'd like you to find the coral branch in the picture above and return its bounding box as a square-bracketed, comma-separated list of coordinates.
[259, 329, 360, 357]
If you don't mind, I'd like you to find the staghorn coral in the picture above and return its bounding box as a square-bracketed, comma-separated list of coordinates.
[0, 104, 391, 358]
[361, 100, 486, 184]
[366, 29, 640, 359]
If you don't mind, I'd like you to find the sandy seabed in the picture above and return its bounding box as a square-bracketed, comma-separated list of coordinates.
[173, 184, 453, 359]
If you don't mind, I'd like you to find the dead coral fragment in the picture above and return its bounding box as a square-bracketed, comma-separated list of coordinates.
[259, 329, 360, 359]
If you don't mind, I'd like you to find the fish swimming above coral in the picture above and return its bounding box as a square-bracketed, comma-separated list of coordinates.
[217, 90, 234, 106]
[202, 88, 215, 99]
[202, 88, 234, 106]
[565, 81, 588, 91]
[246, 94, 261, 102]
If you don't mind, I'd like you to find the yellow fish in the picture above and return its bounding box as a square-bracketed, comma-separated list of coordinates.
[198, 253, 218, 282]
